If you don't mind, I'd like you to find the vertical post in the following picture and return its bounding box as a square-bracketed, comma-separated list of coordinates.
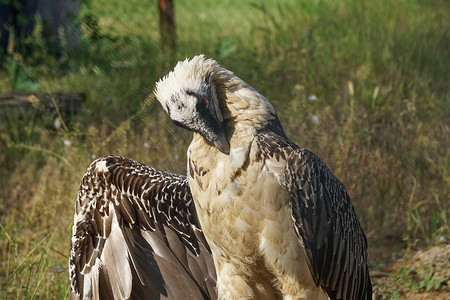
[158, 0, 176, 50]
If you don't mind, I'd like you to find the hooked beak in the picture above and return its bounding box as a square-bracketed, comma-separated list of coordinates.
[204, 89, 230, 155]
[213, 127, 230, 155]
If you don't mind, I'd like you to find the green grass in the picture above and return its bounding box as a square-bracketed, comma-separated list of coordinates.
[373, 265, 448, 299]
[0, 0, 449, 298]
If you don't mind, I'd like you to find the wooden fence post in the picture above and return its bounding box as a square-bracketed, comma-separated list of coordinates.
[158, 0, 176, 50]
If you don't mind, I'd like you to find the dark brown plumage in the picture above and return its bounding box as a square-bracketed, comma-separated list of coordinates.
[69, 155, 216, 300]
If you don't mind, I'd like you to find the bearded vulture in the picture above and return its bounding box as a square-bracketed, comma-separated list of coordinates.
[154, 55, 373, 299]
[69, 155, 217, 299]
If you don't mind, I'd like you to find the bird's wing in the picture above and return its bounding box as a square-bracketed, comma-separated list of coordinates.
[69, 155, 217, 300]
[285, 148, 372, 300]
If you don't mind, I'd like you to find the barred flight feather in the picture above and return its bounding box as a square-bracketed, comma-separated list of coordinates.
[69, 155, 216, 300]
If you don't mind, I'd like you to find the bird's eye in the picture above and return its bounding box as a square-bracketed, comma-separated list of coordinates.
[204, 97, 208, 108]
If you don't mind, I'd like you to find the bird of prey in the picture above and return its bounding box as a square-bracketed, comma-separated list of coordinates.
[69, 155, 216, 300]
[155, 55, 372, 299]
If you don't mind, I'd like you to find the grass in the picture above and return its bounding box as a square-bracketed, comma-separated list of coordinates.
[373, 265, 448, 299]
[0, 0, 449, 298]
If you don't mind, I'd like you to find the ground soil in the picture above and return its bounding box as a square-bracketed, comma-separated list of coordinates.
[370, 243, 450, 299]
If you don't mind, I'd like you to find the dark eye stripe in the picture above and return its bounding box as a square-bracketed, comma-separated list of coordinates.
[185, 90, 199, 98]
[186, 89, 208, 109]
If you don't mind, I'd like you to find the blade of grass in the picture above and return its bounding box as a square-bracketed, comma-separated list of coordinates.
[4, 233, 52, 284]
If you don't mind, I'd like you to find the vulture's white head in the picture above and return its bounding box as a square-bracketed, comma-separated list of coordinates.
[155, 55, 230, 154]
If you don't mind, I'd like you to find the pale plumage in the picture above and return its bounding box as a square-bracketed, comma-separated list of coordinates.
[155, 55, 372, 299]
[69, 155, 216, 300]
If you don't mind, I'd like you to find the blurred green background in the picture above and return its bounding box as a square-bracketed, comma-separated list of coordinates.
[0, 0, 448, 298]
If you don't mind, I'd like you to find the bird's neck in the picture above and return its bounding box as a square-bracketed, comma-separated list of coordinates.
[212, 68, 275, 134]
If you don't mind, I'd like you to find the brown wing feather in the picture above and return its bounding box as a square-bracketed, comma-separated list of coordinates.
[285, 148, 372, 300]
[69, 155, 217, 300]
